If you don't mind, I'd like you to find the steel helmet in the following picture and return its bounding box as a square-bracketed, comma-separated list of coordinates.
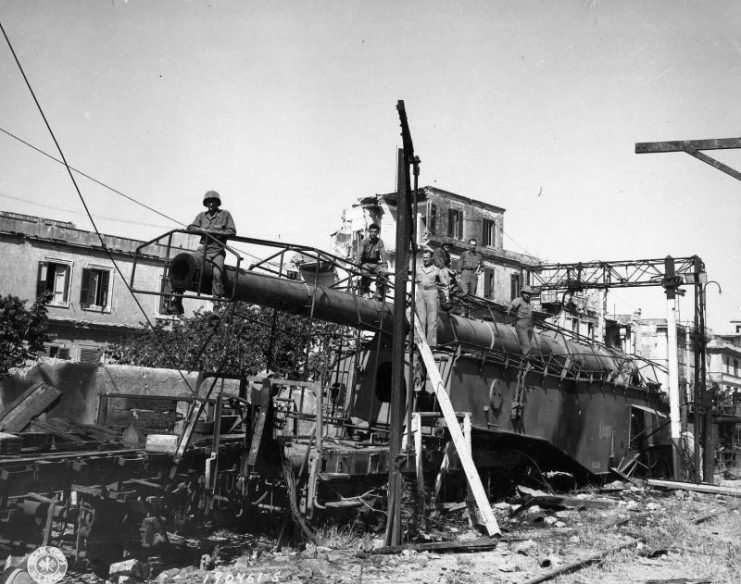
[521, 285, 535, 295]
[203, 190, 221, 206]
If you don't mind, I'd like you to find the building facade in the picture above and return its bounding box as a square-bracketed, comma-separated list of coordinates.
[605, 314, 741, 407]
[708, 333, 741, 399]
[0, 211, 200, 362]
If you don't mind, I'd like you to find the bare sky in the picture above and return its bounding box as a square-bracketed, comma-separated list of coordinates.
[0, 0, 739, 330]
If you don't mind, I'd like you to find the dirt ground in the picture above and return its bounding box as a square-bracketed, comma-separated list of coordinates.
[68, 479, 741, 584]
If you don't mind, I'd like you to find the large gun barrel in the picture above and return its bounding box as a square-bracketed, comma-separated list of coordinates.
[170, 252, 395, 332]
[170, 252, 624, 377]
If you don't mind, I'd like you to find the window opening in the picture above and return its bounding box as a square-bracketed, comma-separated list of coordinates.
[79, 346, 102, 363]
[483, 268, 495, 299]
[37, 261, 70, 306]
[81, 267, 111, 309]
[428, 204, 438, 234]
[482, 218, 496, 247]
[447, 208, 463, 239]
[510, 273, 521, 300]
[47, 345, 70, 360]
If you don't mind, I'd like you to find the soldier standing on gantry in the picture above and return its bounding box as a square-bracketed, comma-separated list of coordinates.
[167, 190, 236, 314]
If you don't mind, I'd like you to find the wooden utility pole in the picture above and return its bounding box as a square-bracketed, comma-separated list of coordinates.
[385, 101, 414, 546]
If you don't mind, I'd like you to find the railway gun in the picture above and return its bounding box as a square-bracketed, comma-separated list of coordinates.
[0, 232, 678, 567]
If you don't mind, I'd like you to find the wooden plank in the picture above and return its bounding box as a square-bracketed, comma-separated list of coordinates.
[413, 317, 500, 537]
[412, 413, 425, 526]
[27, 420, 86, 444]
[522, 542, 637, 584]
[512, 494, 616, 516]
[635, 138, 741, 153]
[373, 536, 514, 555]
[0, 383, 43, 420]
[686, 149, 741, 182]
[0, 383, 62, 432]
[647, 478, 741, 498]
[64, 420, 120, 439]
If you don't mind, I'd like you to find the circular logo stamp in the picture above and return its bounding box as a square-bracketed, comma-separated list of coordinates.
[27, 546, 68, 584]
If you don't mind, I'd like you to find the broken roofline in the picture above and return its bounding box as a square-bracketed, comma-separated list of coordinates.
[0, 211, 169, 261]
[355, 186, 507, 215]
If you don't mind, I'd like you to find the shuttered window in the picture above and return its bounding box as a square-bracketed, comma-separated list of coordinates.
[80, 268, 111, 310]
[79, 346, 102, 363]
[37, 261, 71, 306]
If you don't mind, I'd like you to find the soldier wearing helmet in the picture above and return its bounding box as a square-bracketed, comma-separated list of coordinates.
[189, 190, 236, 297]
[166, 190, 236, 314]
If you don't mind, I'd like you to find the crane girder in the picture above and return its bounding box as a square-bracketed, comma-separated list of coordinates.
[530, 256, 704, 292]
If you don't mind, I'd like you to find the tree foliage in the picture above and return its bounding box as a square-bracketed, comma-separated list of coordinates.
[0, 295, 51, 376]
[108, 306, 338, 380]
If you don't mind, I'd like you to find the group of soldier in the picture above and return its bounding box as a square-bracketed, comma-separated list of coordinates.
[353, 224, 534, 353]
[167, 195, 534, 357]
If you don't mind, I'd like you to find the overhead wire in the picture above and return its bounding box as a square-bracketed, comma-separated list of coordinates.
[0, 126, 184, 227]
[0, 125, 273, 266]
[0, 17, 197, 388]
[0, 191, 170, 229]
[0, 104, 347, 377]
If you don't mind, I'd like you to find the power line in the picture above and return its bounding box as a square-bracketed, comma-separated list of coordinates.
[0, 191, 170, 229]
[0, 125, 271, 265]
[0, 126, 187, 228]
[0, 16, 196, 389]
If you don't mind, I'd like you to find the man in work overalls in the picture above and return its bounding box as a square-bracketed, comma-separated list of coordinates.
[415, 249, 450, 348]
[507, 285, 535, 357]
[507, 284, 536, 418]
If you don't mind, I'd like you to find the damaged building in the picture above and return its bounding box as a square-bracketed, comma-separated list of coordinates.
[331, 186, 540, 304]
[0, 211, 204, 362]
[330, 186, 606, 338]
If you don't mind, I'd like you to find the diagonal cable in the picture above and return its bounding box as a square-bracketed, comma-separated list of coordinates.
[0, 17, 196, 390]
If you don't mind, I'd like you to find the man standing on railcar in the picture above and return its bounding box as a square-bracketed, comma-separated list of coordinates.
[415, 249, 449, 347]
[166, 190, 236, 314]
[507, 285, 535, 357]
[458, 238, 483, 297]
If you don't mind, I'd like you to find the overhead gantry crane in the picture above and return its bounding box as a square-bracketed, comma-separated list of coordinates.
[530, 255, 708, 482]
